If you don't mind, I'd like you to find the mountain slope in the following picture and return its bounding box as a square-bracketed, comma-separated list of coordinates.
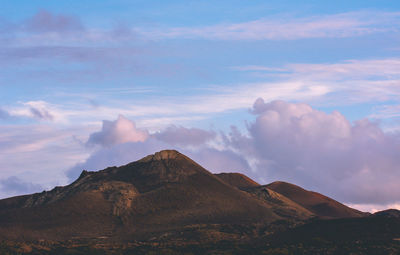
[266, 181, 367, 218]
[242, 185, 315, 220]
[214, 173, 314, 220]
[215, 173, 260, 189]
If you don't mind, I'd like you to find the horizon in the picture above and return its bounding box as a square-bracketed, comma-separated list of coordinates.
[1, 0, 400, 213]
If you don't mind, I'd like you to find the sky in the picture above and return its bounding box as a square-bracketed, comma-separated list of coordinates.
[1, 0, 400, 212]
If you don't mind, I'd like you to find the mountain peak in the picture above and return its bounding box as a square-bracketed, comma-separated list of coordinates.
[155, 149, 181, 159]
[138, 149, 183, 162]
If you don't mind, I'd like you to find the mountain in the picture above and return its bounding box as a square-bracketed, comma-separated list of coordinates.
[0, 150, 284, 242]
[266, 181, 368, 218]
[3, 150, 395, 254]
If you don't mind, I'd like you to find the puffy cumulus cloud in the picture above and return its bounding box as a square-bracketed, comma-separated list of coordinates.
[0, 176, 42, 197]
[25, 10, 84, 33]
[154, 125, 216, 146]
[87, 115, 149, 147]
[67, 115, 248, 181]
[227, 98, 400, 205]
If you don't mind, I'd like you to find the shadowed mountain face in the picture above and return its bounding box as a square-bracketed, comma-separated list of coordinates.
[266, 181, 368, 219]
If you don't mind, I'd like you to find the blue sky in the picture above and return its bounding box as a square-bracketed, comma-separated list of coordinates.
[1, 1, 400, 212]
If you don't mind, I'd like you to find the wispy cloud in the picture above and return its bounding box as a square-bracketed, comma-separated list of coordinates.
[140, 11, 400, 41]
[2, 10, 399, 47]
[370, 104, 400, 119]
[3, 80, 329, 128]
[9, 101, 63, 122]
[4, 57, 400, 130]
[235, 58, 400, 106]
[238, 58, 400, 80]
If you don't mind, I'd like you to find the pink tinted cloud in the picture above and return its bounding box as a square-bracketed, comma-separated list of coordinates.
[227, 98, 400, 204]
[87, 115, 149, 147]
[67, 115, 247, 181]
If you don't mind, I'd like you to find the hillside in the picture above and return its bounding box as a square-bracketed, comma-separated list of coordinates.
[267, 181, 368, 218]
